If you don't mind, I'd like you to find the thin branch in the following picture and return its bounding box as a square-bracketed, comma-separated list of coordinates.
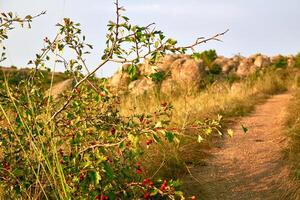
[179, 29, 229, 50]
[79, 138, 126, 154]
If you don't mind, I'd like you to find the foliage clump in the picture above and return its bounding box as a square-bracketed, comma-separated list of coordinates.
[149, 70, 168, 84]
[272, 55, 288, 68]
[0, 1, 228, 199]
[294, 53, 300, 68]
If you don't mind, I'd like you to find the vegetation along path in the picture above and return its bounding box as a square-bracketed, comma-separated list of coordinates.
[183, 93, 293, 199]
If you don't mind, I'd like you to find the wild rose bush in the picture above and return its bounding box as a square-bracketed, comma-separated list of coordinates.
[0, 1, 226, 199]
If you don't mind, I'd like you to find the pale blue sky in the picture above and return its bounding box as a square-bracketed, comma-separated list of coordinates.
[1, 0, 300, 77]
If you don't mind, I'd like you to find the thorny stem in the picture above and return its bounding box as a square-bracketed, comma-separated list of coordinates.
[48, 0, 228, 124]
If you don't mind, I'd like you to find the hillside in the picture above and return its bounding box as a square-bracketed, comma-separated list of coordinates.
[108, 51, 299, 96]
[0, 66, 68, 86]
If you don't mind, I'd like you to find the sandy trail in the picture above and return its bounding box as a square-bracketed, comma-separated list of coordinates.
[47, 79, 73, 99]
[182, 93, 293, 200]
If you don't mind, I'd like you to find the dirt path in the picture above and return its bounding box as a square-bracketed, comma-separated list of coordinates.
[182, 93, 293, 200]
[47, 79, 73, 99]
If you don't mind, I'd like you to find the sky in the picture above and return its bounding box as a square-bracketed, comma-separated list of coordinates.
[1, 0, 300, 77]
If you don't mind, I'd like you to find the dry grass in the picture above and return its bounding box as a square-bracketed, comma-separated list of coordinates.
[284, 88, 300, 198]
[119, 68, 296, 179]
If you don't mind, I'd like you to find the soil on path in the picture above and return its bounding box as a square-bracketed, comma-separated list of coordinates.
[182, 93, 293, 200]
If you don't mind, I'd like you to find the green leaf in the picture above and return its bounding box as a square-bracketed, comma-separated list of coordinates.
[166, 38, 177, 46]
[13, 168, 25, 177]
[150, 189, 158, 196]
[149, 71, 167, 84]
[153, 134, 162, 144]
[241, 125, 248, 134]
[67, 112, 75, 120]
[80, 161, 92, 169]
[88, 171, 101, 186]
[102, 162, 114, 179]
[174, 191, 184, 196]
[165, 131, 174, 143]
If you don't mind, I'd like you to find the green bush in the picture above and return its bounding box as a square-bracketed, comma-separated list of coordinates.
[149, 70, 168, 84]
[294, 53, 300, 68]
[191, 49, 218, 67]
[209, 63, 222, 75]
[273, 56, 288, 68]
[0, 3, 228, 199]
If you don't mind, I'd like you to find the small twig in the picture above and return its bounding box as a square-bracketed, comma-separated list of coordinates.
[79, 138, 126, 154]
[184, 162, 202, 185]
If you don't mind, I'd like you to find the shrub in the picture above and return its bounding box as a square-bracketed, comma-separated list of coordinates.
[273, 55, 288, 68]
[149, 70, 168, 84]
[209, 63, 222, 75]
[0, 2, 228, 199]
[126, 64, 140, 81]
[294, 53, 300, 68]
[201, 49, 218, 66]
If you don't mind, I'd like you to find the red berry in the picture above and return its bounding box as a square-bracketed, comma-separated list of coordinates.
[75, 88, 81, 94]
[136, 168, 142, 174]
[139, 116, 144, 123]
[142, 178, 150, 186]
[160, 180, 168, 191]
[110, 127, 116, 135]
[3, 161, 10, 171]
[79, 173, 85, 181]
[149, 181, 153, 188]
[66, 120, 71, 126]
[143, 191, 150, 199]
[99, 92, 106, 97]
[146, 139, 153, 146]
[100, 195, 109, 200]
[161, 102, 168, 107]
[191, 196, 197, 200]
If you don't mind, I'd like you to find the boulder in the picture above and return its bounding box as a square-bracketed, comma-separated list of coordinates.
[170, 57, 206, 89]
[109, 71, 130, 90]
[160, 79, 177, 94]
[222, 60, 238, 74]
[236, 59, 252, 76]
[288, 58, 295, 68]
[128, 77, 156, 95]
[213, 56, 228, 66]
[254, 55, 270, 68]
[270, 55, 283, 63]
[139, 55, 184, 76]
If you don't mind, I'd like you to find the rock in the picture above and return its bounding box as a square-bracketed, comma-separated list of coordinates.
[232, 55, 243, 63]
[170, 57, 206, 89]
[254, 55, 270, 68]
[249, 53, 261, 62]
[270, 55, 283, 63]
[213, 56, 228, 66]
[236, 59, 252, 76]
[249, 65, 259, 74]
[222, 60, 238, 74]
[109, 71, 130, 90]
[139, 55, 184, 76]
[129, 77, 156, 95]
[288, 58, 295, 68]
[156, 55, 181, 72]
[160, 79, 177, 94]
[121, 63, 131, 71]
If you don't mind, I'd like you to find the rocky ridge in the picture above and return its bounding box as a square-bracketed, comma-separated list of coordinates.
[108, 53, 296, 95]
